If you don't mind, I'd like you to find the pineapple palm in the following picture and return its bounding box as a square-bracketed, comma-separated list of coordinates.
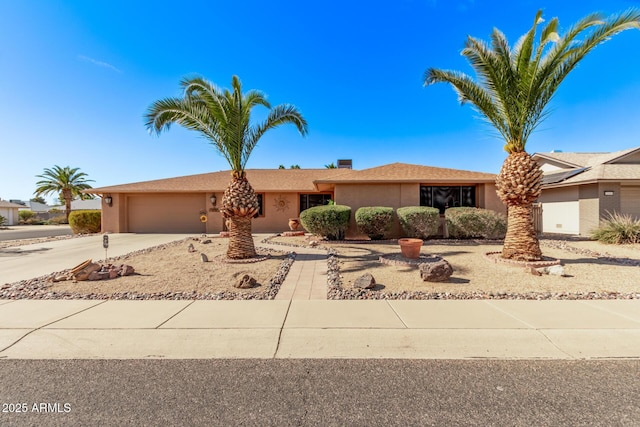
[145, 75, 308, 259]
[425, 9, 640, 261]
[34, 166, 94, 222]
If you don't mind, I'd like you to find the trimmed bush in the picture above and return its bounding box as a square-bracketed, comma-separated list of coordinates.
[68, 210, 101, 234]
[300, 205, 351, 240]
[445, 207, 507, 239]
[355, 207, 394, 240]
[0, 215, 6, 227]
[591, 212, 640, 244]
[19, 210, 36, 222]
[397, 206, 440, 239]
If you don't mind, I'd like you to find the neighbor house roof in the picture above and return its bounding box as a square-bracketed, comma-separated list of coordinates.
[314, 162, 496, 184]
[86, 169, 345, 194]
[0, 200, 25, 208]
[534, 146, 640, 188]
[86, 163, 497, 195]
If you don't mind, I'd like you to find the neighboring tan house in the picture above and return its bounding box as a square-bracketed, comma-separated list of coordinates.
[86, 162, 503, 237]
[51, 199, 102, 211]
[0, 200, 23, 225]
[533, 146, 640, 235]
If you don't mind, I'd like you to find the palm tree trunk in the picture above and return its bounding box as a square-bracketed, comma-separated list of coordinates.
[502, 203, 542, 261]
[63, 189, 72, 222]
[226, 215, 256, 259]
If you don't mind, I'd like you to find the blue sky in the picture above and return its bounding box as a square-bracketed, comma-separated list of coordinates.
[2, 0, 639, 203]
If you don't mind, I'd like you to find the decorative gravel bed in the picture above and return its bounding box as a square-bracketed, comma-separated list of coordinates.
[1, 238, 295, 300]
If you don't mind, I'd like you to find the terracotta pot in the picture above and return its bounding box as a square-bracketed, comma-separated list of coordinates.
[288, 218, 300, 231]
[398, 238, 423, 259]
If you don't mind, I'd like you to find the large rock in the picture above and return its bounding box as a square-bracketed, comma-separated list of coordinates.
[353, 273, 376, 289]
[419, 259, 453, 282]
[73, 263, 102, 281]
[235, 274, 257, 289]
[120, 265, 135, 276]
[536, 265, 566, 277]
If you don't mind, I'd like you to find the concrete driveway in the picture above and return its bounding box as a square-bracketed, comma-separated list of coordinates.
[0, 233, 191, 284]
[0, 224, 73, 241]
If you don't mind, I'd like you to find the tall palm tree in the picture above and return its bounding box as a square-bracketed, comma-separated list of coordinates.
[425, 9, 640, 261]
[34, 166, 94, 222]
[145, 75, 308, 259]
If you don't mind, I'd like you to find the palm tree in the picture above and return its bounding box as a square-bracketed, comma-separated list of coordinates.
[145, 75, 308, 259]
[34, 166, 94, 222]
[425, 9, 640, 261]
[324, 162, 337, 169]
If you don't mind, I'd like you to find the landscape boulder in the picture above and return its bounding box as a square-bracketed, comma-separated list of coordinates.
[353, 273, 376, 289]
[73, 262, 102, 281]
[419, 259, 453, 282]
[235, 274, 257, 289]
[536, 265, 566, 277]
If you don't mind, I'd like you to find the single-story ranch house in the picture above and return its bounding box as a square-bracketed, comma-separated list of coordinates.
[534, 146, 640, 235]
[0, 200, 23, 226]
[88, 162, 504, 237]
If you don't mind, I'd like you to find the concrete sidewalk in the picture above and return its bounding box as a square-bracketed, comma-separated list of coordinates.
[1, 299, 639, 359]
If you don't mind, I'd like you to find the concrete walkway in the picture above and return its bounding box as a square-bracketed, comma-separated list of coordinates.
[0, 299, 639, 359]
[257, 242, 328, 300]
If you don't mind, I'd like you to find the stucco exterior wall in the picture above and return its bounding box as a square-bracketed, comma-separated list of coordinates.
[482, 183, 506, 214]
[599, 183, 621, 219]
[334, 183, 419, 238]
[579, 184, 600, 236]
[0, 207, 20, 225]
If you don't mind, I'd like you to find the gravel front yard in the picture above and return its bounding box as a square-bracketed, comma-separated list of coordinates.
[269, 235, 640, 299]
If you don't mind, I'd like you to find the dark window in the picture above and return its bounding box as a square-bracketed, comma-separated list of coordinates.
[254, 194, 264, 217]
[420, 186, 476, 214]
[299, 194, 332, 213]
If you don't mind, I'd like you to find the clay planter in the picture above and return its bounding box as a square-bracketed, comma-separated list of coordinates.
[398, 238, 423, 259]
[288, 218, 300, 231]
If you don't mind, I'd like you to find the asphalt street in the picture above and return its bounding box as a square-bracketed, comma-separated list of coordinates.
[0, 225, 72, 241]
[1, 360, 639, 426]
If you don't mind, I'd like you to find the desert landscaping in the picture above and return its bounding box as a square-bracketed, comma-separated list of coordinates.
[2, 233, 638, 300]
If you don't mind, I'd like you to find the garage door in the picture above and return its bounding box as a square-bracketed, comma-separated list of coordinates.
[621, 186, 640, 219]
[127, 194, 206, 233]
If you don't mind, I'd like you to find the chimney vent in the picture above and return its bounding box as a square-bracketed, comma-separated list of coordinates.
[337, 159, 352, 169]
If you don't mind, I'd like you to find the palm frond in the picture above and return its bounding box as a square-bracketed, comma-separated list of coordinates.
[425, 8, 640, 153]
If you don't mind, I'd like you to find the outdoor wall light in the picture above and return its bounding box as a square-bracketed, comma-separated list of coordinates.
[604, 191, 615, 196]
[104, 195, 113, 206]
[210, 195, 217, 206]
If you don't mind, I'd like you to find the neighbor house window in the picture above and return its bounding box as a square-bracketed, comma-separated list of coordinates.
[299, 194, 332, 213]
[420, 186, 476, 214]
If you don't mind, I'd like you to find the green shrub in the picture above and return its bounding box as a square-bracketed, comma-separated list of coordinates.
[355, 207, 394, 240]
[68, 210, 101, 234]
[300, 205, 351, 240]
[445, 207, 507, 239]
[0, 215, 6, 227]
[19, 210, 36, 221]
[397, 206, 440, 238]
[591, 212, 640, 244]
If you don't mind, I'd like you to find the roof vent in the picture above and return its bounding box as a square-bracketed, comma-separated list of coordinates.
[337, 159, 352, 169]
[550, 149, 563, 153]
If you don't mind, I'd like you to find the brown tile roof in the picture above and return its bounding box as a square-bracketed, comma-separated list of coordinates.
[314, 162, 496, 183]
[87, 163, 497, 195]
[87, 169, 344, 194]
